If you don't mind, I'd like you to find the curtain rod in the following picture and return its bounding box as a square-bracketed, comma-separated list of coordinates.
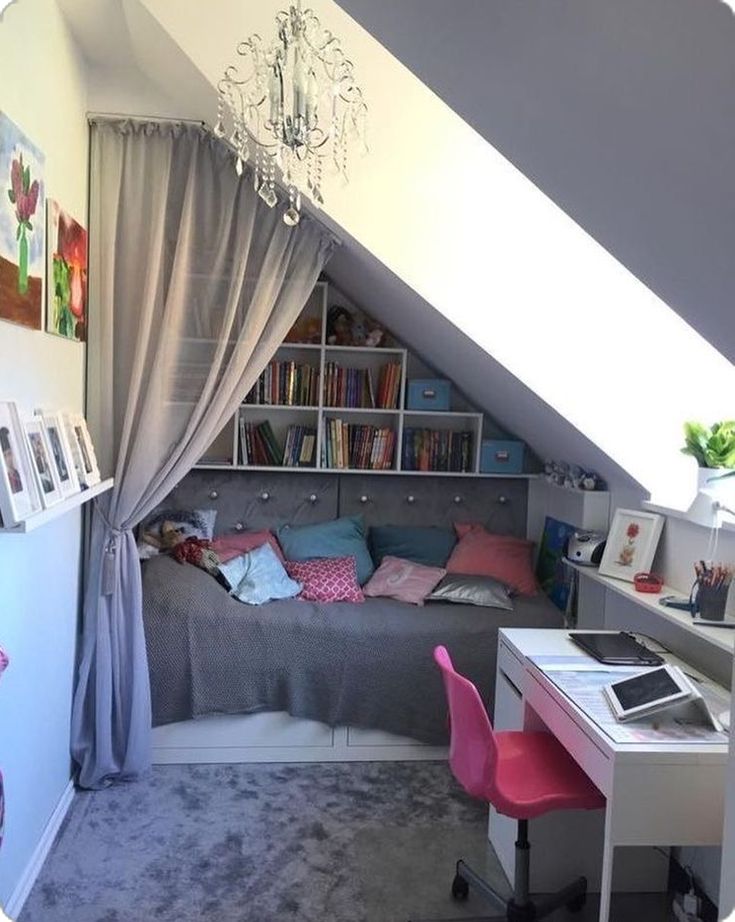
[86, 111, 343, 247]
[87, 111, 205, 126]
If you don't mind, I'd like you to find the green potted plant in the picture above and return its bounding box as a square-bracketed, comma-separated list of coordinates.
[682, 421, 735, 490]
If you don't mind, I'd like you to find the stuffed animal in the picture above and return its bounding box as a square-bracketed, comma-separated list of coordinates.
[141, 520, 186, 551]
[171, 536, 220, 575]
[365, 326, 385, 348]
[326, 305, 354, 345]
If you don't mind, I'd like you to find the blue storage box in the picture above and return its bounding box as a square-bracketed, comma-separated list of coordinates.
[406, 379, 451, 411]
[480, 439, 524, 474]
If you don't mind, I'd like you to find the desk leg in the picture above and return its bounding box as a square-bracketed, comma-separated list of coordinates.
[598, 806, 615, 922]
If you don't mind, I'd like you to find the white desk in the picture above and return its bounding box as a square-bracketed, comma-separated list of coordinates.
[490, 628, 730, 922]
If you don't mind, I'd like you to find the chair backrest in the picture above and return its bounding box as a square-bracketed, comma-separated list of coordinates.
[434, 645, 498, 802]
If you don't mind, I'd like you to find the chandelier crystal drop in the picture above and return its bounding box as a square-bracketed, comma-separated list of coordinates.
[215, 1, 368, 226]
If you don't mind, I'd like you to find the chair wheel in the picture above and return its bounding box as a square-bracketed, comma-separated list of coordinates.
[567, 892, 586, 913]
[451, 873, 469, 901]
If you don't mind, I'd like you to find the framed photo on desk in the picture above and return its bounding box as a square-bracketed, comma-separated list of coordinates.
[598, 508, 664, 582]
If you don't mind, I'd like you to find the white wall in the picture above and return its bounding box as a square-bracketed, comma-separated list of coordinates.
[0, 0, 88, 912]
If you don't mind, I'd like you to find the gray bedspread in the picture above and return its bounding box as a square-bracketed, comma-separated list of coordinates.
[142, 555, 563, 744]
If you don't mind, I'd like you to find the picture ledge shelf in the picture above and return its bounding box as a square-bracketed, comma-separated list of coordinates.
[0, 477, 114, 534]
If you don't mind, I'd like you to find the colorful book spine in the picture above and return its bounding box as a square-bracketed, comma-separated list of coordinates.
[245, 361, 319, 406]
[321, 418, 397, 470]
[401, 429, 474, 473]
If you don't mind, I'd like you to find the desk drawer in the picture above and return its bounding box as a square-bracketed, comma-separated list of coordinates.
[525, 672, 613, 793]
[497, 638, 527, 694]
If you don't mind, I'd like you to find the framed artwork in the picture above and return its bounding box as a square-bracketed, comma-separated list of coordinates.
[64, 413, 100, 488]
[39, 411, 79, 497]
[535, 516, 578, 612]
[0, 400, 41, 526]
[598, 508, 664, 582]
[23, 418, 63, 507]
[0, 112, 45, 330]
[46, 200, 87, 341]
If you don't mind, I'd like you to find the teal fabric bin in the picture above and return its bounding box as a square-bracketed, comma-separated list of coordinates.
[406, 379, 451, 411]
[480, 440, 524, 474]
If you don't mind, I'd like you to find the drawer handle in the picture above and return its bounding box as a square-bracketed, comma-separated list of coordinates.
[499, 669, 522, 698]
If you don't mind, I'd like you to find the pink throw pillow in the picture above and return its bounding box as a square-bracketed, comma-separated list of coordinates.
[363, 555, 446, 606]
[454, 522, 530, 545]
[285, 556, 364, 603]
[446, 529, 538, 595]
[211, 530, 285, 565]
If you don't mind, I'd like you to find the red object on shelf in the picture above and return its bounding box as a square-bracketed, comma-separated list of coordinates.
[634, 572, 663, 593]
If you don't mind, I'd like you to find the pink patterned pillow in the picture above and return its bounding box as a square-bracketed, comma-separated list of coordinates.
[285, 556, 364, 603]
[363, 555, 446, 606]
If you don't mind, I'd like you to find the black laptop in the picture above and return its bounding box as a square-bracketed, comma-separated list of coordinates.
[569, 631, 663, 666]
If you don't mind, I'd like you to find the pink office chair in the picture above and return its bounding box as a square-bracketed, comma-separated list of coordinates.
[429, 646, 605, 922]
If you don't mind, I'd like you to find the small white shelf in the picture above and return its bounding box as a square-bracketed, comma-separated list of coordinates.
[324, 345, 406, 356]
[194, 464, 536, 479]
[568, 562, 735, 654]
[322, 406, 400, 416]
[404, 410, 482, 419]
[241, 404, 319, 412]
[275, 342, 323, 352]
[0, 478, 114, 534]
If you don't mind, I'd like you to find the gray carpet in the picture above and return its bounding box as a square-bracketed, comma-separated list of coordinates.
[20, 762, 670, 922]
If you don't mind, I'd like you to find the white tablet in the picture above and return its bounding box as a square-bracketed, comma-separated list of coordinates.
[603, 665, 694, 722]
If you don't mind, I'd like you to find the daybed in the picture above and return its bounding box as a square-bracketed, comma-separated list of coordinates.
[143, 553, 562, 745]
[142, 470, 563, 761]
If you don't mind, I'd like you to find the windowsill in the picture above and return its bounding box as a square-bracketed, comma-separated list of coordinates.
[642, 496, 735, 531]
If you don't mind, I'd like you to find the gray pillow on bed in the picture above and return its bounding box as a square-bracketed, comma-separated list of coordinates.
[426, 574, 514, 611]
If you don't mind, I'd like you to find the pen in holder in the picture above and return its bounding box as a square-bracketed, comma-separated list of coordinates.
[690, 562, 733, 622]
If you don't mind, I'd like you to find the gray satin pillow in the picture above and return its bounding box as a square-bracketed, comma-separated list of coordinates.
[427, 574, 514, 611]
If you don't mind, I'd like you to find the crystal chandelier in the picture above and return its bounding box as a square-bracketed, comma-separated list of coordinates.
[214, 1, 367, 226]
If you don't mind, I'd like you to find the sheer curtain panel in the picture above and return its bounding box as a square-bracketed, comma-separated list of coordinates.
[72, 119, 337, 788]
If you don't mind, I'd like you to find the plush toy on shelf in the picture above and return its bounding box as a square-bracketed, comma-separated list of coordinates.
[544, 459, 605, 491]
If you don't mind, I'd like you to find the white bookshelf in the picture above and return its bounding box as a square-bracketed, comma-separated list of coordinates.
[195, 282, 531, 479]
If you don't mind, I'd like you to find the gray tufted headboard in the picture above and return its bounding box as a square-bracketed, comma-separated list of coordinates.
[163, 470, 528, 538]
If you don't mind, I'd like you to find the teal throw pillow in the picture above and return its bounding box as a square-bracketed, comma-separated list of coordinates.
[219, 542, 301, 605]
[369, 525, 457, 568]
[277, 514, 374, 585]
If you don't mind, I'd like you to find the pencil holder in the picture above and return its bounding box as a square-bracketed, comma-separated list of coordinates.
[695, 584, 728, 621]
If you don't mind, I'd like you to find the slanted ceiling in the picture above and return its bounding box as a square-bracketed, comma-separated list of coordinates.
[60, 0, 721, 493]
[337, 0, 735, 367]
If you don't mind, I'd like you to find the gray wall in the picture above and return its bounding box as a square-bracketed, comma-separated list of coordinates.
[338, 0, 735, 366]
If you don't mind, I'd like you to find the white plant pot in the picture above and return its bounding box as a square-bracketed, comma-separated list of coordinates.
[698, 467, 735, 494]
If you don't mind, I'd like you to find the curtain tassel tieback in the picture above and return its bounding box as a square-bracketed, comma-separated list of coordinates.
[94, 498, 125, 596]
[102, 538, 118, 596]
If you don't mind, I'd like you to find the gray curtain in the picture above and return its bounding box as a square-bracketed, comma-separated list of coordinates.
[71, 119, 337, 789]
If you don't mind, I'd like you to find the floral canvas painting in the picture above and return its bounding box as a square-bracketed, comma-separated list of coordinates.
[0, 112, 45, 330]
[46, 200, 87, 341]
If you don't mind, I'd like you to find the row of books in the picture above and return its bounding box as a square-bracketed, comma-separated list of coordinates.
[321, 419, 397, 470]
[239, 418, 316, 467]
[376, 362, 402, 410]
[243, 359, 401, 410]
[281, 426, 317, 467]
[245, 361, 319, 407]
[323, 363, 376, 408]
[401, 428, 474, 473]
